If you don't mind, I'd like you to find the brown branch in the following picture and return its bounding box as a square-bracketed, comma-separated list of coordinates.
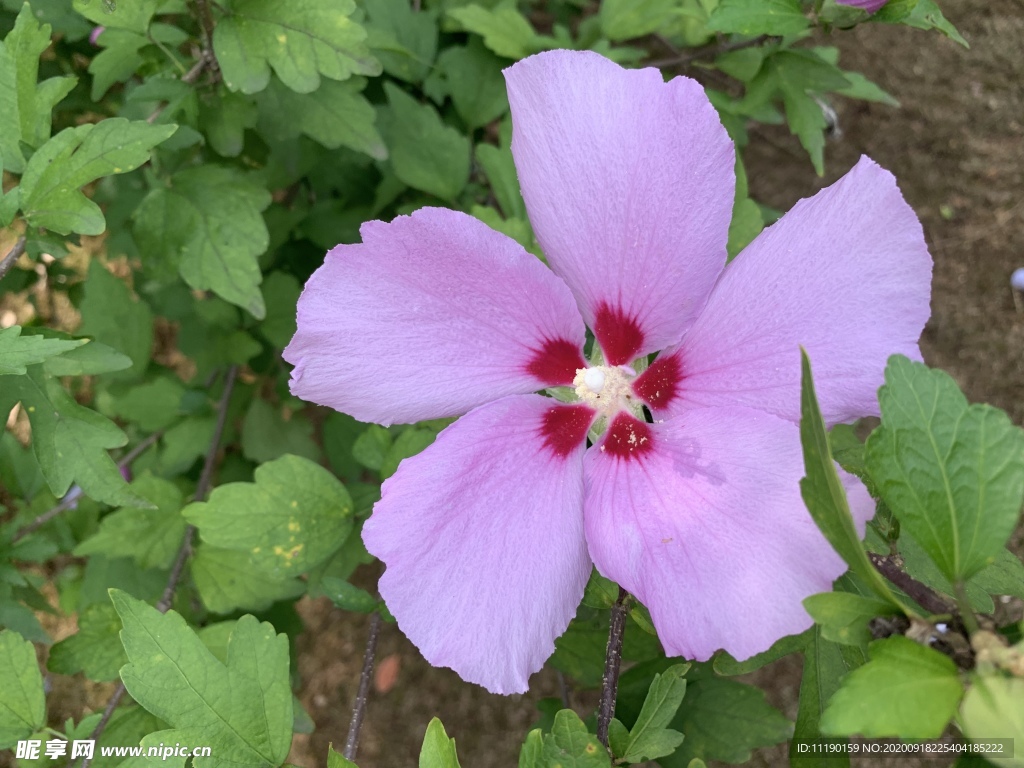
[868, 552, 956, 615]
[646, 34, 781, 70]
[596, 587, 629, 748]
[12, 430, 164, 543]
[146, 51, 213, 124]
[343, 611, 383, 761]
[0, 235, 27, 282]
[80, 366, 238, 768]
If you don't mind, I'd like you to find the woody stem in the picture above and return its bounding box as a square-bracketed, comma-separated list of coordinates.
[596, 586, 629, 748]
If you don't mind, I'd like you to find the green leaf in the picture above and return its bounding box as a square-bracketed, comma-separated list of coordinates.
[108, 377, 185, 432]
[803, 592, 898, 647]
[77, 261, 154, 381]
[620, 664, 687, 763]
[328, 745, 358, 768]
[799, 350, 903, 607]
[241, 399, 321, 464]
[476, 141, 526, 220]
[542, 710, 610, 767]
[600, 0, 680, 42]
[970, 547, 1024, 600]
[41, 338, 132, 376]
[0, 3, 78, 173]
[88, 29, 148, 99]
[191, 545, 305, 613]
[72, 0, 159, 33]
[0, 326, 84, 375]
[47, 603, 126, 682]
[894, 0, 968, 47]
[662, 672, 791, 766]
[365, 0, 438, 84]
[792, 628, 861, 768]
[379, 82, 470, 202]
[865, 355, 1024, 582]
[133, 165, 271, 319]
[380, 428, 435, 479]
[0, 629, 46, 749]
[199, 87, 258, 157]
[185, 454, 354, 578]
[352, 424, 392, 472]
[213, 0, 381, 95]
[111, 590, 293, 768]
[518, 729, 544, 768]
[75, 475, 187, 571]
[432, 40, 508, 130]
[321, 577, 380, 614]
[447, 3, 538, 60]
[256, 77, 386, 160]
[820, 635, 963, 739]
[706, 0, 809, 36]
[780, 86, 825, 175]
[4, 367, 146, 506]
[420, 717, 462, 768]
[19, 119, 176, 235]
[258, 271, 301, 348]
[713, 630, 809, 676]
[959, 676, 1024, 762]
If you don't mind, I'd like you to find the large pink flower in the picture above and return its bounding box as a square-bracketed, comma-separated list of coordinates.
[284, 50, 931, 694]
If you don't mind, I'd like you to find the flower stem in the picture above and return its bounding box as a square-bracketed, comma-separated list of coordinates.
[596, 586, 629, 748]
[344, 611, 383, 761]
[953, 581, 980, 636]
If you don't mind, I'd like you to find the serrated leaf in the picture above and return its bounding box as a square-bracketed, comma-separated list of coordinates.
[380, 428, 435, 479]
[803, 592, 898, 647]
[352, 425, 392, 472]
[542, 710, 610, 767]
[213, 0, 380, 95]
[240, 399, 320, 464]
[896, 0, 968, 47]
[420, 717, 462, 768]
[88, 29, 147, 100]
[19, 118, 176, 235]
[41, 338, 132, 376]
[0, 629, 46, 749]
[365, 0, 438, 84]
[379, 82, 470, 201]
[662, 675, 792, 766]
[258, 271, 301, 348]
[256, 77, 386, 160]
[713, 630, 809, 676]
[447, 2, 538, 59]
[0, 326, 83, 375]
[799, 350, 903, 607]
[0, 4, 78, 173]
[476, 141, 527, 220]
[621, 664, 687, 763]
[191, 545, 305, 613]
[185, 455, 353, 578]
[4, 366, 147, 506]
[77, 261, 153, 380]
[321, 577, 379, 614]
[47, 603, 126, 682]
[600, 0, 680, 42]
[133, 165, 270, 318]
[75, 475, 187, 570]
[108, 377, 185, 431]
[432, 40, 508, 130]
[865, 355, 1024, 583]
[820, 635, 963, 738]
[199, 88, 257, 158]
[72, 0, 159, 33]
[706, 0, 809, 36]
[111, 590, 293, 768]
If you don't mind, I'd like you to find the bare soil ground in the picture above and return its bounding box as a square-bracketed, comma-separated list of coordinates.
[287, 3, 1024, 767]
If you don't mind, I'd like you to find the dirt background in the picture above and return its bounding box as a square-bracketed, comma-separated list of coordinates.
[283, 2, 1024, 767]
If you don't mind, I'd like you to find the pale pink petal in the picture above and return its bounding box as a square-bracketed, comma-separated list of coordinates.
[634, 156, 931, 425]
[584, 407, 861, 661]
[504, 51, 735, 365]
[284, 208, 587, 425]
[363, 395, 595, 694]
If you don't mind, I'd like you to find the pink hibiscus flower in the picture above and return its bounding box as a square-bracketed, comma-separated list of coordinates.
[284, 50, 932, 694]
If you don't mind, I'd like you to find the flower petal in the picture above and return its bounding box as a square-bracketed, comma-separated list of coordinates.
[363, 395, 594, 694]
[584, 406, 864, 661]
[504, 51, 735, 364]
[284, 207, 586, 425]
[636, 156, 932, 425]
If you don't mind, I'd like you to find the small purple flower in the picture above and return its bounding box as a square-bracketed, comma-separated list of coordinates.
[836, 0, 889, 13]
[89, 26, 105, 46]
[284, 51, 932, 694]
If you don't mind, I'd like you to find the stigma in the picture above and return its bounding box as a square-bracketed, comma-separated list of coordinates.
[572, 364, 636, 414]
